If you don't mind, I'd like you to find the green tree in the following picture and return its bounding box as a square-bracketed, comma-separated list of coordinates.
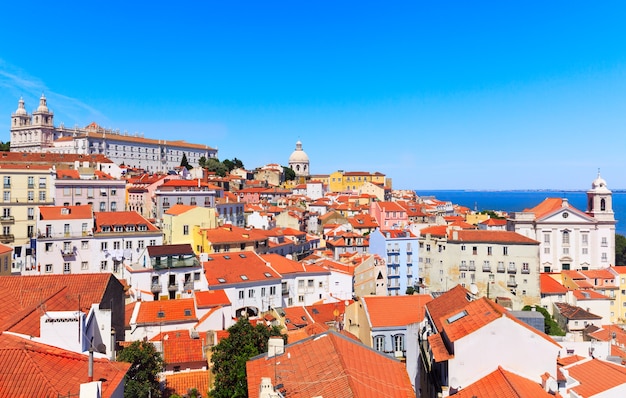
[0, 141, 10, 151]
[616, 233, 626, 265]
[205, 158, 228, 177]
[283, 166, 296, 181]
[199, 156, 207, 168]
[522, 305, 566, 336]
[180, 153, 192, 170]
[405, 286, 415, 295]
[210, 318, 284, 398]
[117, 340, 165, 398]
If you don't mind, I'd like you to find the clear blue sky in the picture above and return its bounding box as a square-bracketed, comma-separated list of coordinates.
[1, 1, 626, 190]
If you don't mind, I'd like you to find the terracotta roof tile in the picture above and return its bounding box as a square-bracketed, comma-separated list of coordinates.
[246, 331, 414, 398]
[540, 274, 569, 294]
[449, 230, 539, 244]
[150, 330, 206, 365]
[194, 290, 231, 308]
[134, 298, 198, 325]
[453, 366, 556, 397]
[363, 295, 432, 328]
[162, 369, 211, 397]
[203, 252, 281, 286]
[39, 204, 93, 220]
[0, 332, 129, 398]
[94, 211, 159, 232]
[565, 358, 626, 396]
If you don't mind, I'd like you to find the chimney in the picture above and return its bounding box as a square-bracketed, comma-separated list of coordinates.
[110, 328, 116, 361]
[267, 337, 284, 358]
[88, 345, 94, 382]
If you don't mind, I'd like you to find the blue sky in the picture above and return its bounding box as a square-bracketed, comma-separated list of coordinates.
[1, 2, 626, 190]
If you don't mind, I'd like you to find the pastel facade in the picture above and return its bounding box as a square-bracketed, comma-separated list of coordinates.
[54, 169, 126, 211]
[419, 228, 541, 310]
[153, 179, 220, 222]
[328, 170, 386, 193]
[370, 200, 409, 229]
[369, 228, 419, 296]
[162, 204, 217, 246]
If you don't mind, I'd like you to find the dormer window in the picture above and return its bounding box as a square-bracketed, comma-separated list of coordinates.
[102, 226, 111, 232]
[138, 225, 147, 231]
[127, 225, 135, 232]
[114, 226, 123, 232]
[61, 208, 70, 215]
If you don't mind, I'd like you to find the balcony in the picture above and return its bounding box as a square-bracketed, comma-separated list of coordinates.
[521, 268, 530, 274]
[507, 279, 518, 287]
[468, 264, 476, 272]
[61, 249, 74, 257]
[459, 264, 468, 271]
[151, 284, 162, 294]
[0, 216, 14, 223]
[168, 283, 178, 292]
[0, 234, 14, 243]
[482, 265, 491, 272]
[507, 267, 517, 274]
[497, 265, 506, 273]
[184, 281, 194, 291]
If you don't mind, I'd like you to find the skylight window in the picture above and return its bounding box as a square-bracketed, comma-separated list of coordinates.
[240, 275, 248, 280]
[157, 311, 165, 318]
[224, 255, 231, 260]
[184, 309, 192, 316]
[264, 272, 272, 278]
[217, 278, 226, 283]
[239, 253, 246, 258]
[447, 310, 468, 324]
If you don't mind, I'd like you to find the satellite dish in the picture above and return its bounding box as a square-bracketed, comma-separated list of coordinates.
[469, 283, 479, 295]
[96, 343, 107, 354]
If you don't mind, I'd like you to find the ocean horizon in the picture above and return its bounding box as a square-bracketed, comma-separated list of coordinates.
[415, 189, 626, 236]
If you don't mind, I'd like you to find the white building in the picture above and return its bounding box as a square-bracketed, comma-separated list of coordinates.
[508, 174, 616, 272]
[10, 95, 218, 173]
[288, 140, 310, 179]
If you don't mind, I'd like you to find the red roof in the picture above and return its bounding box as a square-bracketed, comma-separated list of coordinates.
[363, 295, 432, 328]
[540, 274, 569, 294]
[94, 211, 160, 232]
[194, 290, 231, 308]
[0, 332, 129, 398]
[565, 358, 626, 396]
[150, 330, 205, 365]
[202, 252, 281, 286]
[246, 331, 414, 398]
[162, 369, 211, 397]
[453, 366, 556, 397]
[134, 298, 197, 325]
[449, 230, 539, 244]
[39, 204, 93, 220]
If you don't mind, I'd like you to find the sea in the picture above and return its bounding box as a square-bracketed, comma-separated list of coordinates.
[414, 190, 626, 236]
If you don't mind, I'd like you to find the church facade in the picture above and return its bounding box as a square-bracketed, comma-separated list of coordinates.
[507, 174, 616, 272]
[10, 95, 218, 173]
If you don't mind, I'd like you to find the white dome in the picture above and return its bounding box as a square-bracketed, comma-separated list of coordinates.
[289, 140, 309, 163]
[36, 93, 49, 112]
[592, 174, 607, 189]
[14, 97, 27, 116]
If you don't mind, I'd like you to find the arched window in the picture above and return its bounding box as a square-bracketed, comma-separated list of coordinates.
[562, 231, 570, 245]
[601, 198, 606, 211]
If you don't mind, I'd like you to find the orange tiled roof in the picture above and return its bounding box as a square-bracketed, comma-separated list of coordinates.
[94, 211, 160, 232]
[134, 298, 198, 325]
[260, 253, 305, 274]
[203, 252, 281, 285]
[164, 204, 198, 216]
[162, 369, 211, 397]
[0, 243, 12, 255]
[579, 269, 615, 279]
[540, 274, 569, 294]
[194, 290, 231, 308]
[363, 295, 432, 328]
[453, 366, 556, 397]
[39, 204, 93, 220]
[0, 274, 116, 336]
[0, 332, 130, 398]
[246, 331, 414, 398]
[524, 197, 590, 220]
[0, 152, 113, 164]
[480, 218, 508, 226]
[564, 358, 626, 397]
[150, 330, 206, 365]
[449, 230, 539, 244]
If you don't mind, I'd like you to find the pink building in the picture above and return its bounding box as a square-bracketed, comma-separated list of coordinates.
[369, 201, 408, 229]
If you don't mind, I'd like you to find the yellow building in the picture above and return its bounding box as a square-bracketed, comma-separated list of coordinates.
[0, 243, 13, 276]
[161, 204, 217, 249]
[328, 171, 386, 193]
[610, 266, 626, 323]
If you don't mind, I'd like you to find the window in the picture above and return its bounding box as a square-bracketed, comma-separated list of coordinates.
[63, 241, 71, 252]
[39, 191, 46, 201]
[602, 253, 608, 262]
[76, 187, 82, 196]
[45, 264, 53, 273]
[307, 279, 314, 288]
[503, 246, 508, 256]
[45, 242, 53, 252]
[27, 207, 34, 220]
[248, 289, 255, 298]
[261, 287, 266, 297]
[238, 290, 244, 299]
[582, 234, 588, 246]
[39, 177, 46, 188]
[81, 261, 88, 270]
[298, 280, 304, 290]
[111, 189, 117, 196]
[3, 191, 9, 202]
[63, 187, 70, 196]
[138, 240, 145, 249]
[87, 187, 94, 198]
[99, 202, 106, 211]
[149, 239, 156, 246]
[63, 262, 71, 274]
[544, 234, 550, 243]
[126, 240, 132, 249]
[183, 225, 189, 235]
[393, 334, 404, 353]
[27, 176, 34, 188]
[298, 295, 304, 303]
[562, 231, 570, 245]
[3, 176, 10, 188]
[113, 241, 121, 250]
[472, 246, 477, 255]
[111, 202, 117, 211]
[64, 224, 70, 236]
[101, 242, 108, 251]
[487, 246, 492, 255]
[270, 286, 276, 295]
[27, 191, 34, 201]
[100, 261, 107, 270]
[373, 335, 385, 351]
[601, 237, 608, 247]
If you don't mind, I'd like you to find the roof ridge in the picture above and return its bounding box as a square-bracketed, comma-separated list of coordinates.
[4, 286, 69, 331]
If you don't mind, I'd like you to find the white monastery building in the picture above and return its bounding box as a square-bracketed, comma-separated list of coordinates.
[10, 95, 218, 173]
